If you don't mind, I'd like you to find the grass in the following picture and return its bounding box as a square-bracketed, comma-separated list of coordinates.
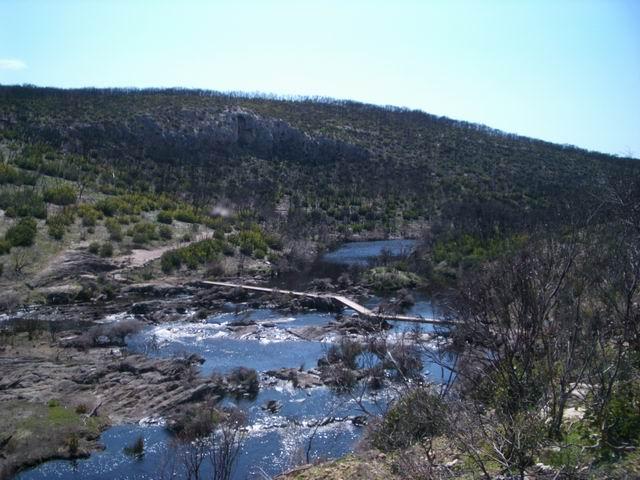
[0, 399, 109, 477]
[15, 401, 106, 435]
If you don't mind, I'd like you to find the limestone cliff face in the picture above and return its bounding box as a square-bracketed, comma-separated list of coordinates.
[24, 107, 369, 166]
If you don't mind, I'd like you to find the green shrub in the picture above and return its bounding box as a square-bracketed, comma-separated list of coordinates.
[0, 190, 47, 219]
[0, 239, 11, 255]
[46, 210, 75, 240]
[47, 221, 65, 240]
[14, 154, 42, 171]
[99, 242, 114, 258]
[368, 388, 446, 452]
[586, 379, 640, 460]
[43, 184, 77, 205]
[160, 238, 225, 273]
[128, 222, 158, 245]
[123, 435, 144, 458]
[227, 367, 260, 396]
[158, 225, 173, 240]
[161, 250, 182, 273]
[173, 208, 200, 224]
[326, 337, 362, 370]
[88, 242, 100, 254]
[157, 210, 173, 224]
[363, 267, 422, 291]
[105, 218, 123, 241]
[230, 227, 270, 257]
[5, 217, 37, 247]
[0, 163, 19, 184]
[76, 204, 102, 227]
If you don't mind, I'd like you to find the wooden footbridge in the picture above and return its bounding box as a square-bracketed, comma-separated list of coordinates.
[201, 281, 453, 325]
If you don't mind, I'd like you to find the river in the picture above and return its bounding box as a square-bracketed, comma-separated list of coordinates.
[18, 239, 445, 480]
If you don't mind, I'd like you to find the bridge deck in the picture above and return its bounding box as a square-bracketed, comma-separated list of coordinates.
[201, 281, 452, 325]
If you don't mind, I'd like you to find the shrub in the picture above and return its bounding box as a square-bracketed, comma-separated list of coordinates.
[0, 163, 19, 184]
[173, 208, 200, 224]
[0, 190, 47, 218]
[46, 211, 74, 240]
[161, 250, 182, 274]
[14, 154, 42, 171]
[99, 242, 114, 258]
[105, 217, 123, 241]
[88, 242, 100, 254]
[230, 227, 270, 257]
[123, 436, 144, 458]
[5, 217, 37, 247]
[363, 267, 422, 291]
[168, 406, 216, 440]
[129, 222, 158, 245]
[367, 387, 446, 452]
[76, 204, 102, 227]
[160, 238, 225, 273]
[158, 225, 173, 240]
[0, 239, 10, 255]
[66, 434, 79, 455]
[326, 337, 362, 370]
[43, 184, 77, 205]
[47, 221, 65, 240]
[227, 367, 260, 395]
[156, 210, 173, 224]
[385, 342, 423, 379]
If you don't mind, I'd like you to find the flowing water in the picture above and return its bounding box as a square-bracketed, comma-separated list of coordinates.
[19, 239, 444, 480]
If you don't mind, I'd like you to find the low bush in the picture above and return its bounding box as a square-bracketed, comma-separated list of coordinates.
[156, 210, 173, 224]
[123, 436, 144, 458]
[326, 337, 362, 370]
[158, 225, 173, 240]
[173, 208, 200, 224]
[0, 239, 10, 255]
[43, 184, 77, 205]
[0, 163, 19, 184]
[99, 242, 113, 257]
[160, 238, 226, 273]
[0, 190, 47, 219]
[5, 217, 37, 247]
[363, 266, 422, 291]
[105, 217, 123, 241]
[227, 367, 260, 395]
[128, 222, 158, 245]
[47, 221, 65, 240]
[76, 204, 102, 227]
[367, 387, 446, 452]
[46, 210, 75, 240]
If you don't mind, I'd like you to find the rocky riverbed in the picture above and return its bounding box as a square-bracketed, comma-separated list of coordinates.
[1, 240, 438, 479]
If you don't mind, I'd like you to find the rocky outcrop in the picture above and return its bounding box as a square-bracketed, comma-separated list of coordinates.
[266, 368, 324, 389]
[31, 250, 117, 288]
[27, 108, 369, 169]
[0, 348, 219, 423]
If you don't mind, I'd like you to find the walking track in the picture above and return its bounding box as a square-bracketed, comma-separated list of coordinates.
[201, 281, 453, 325]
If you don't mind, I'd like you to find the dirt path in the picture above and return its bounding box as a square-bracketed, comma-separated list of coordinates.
[116, 232, 213, 268]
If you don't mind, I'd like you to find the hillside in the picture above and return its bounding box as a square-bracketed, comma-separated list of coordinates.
[1, 86, 637, 240]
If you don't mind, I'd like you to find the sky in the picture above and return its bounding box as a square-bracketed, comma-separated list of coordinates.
[1, 0, 639, 157]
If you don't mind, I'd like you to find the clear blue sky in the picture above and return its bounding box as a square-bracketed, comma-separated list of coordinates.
[1, 0, 639, 157]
